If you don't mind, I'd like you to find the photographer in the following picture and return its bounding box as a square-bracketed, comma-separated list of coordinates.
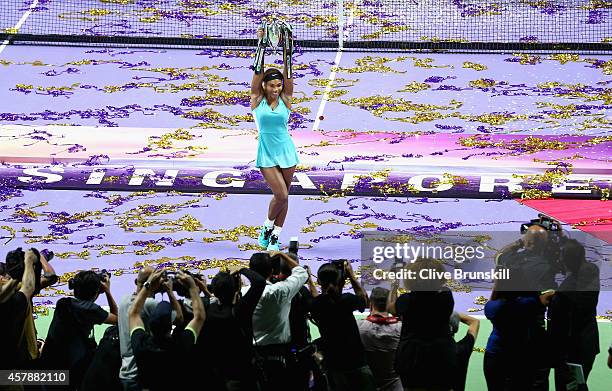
[249, 251, 308, 391]
[310, 260, 376, 391]
[273, 255, 318, 391]
[388, 257, 455, 391]
[357, 286, 402, 391]
[22, 249, 59, 369]
[496, 225, 558, 293]
[196, 263, 266, 390]
[2, 247, 58, 370]
[40, 270, 118, 389]
[128, 270, 205, 391]
[450, 312, 480, 391]
[0, 249, 39, 370]
[483, 272, 553, 391]
[548, 239, 600, 390]
[118, 266, 184, 391]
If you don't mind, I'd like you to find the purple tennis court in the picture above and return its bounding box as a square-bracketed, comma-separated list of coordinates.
[1, 0, 611, 320]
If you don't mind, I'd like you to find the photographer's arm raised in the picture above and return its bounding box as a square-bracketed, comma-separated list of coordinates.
[305, 267, 319, 298]
[19, 249, 38, 300]
[459, 313, 480, 339]
[250, 28, 265, 110]
[269, 252, 308, 298]
[177, 271, 205, 339]
[495, 239, 523, 264]
[163, 279, 184, 326]
[194, 276, 213, 298]
[386, 279, 399, 315]
[345, 261, 369, 306]
[129, 270, 164, 332]
[281, 33, 293, 106]
[39, 253, 58, 289]
[100, 275, 118, 324]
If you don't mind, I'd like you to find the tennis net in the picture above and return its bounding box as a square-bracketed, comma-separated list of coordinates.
[1, 0, 610, 52]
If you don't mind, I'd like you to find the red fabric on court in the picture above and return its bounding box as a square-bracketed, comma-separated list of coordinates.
[519, 199, 612, 244]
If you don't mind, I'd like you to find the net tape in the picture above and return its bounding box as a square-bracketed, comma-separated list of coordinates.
[1, 0, 610, 52]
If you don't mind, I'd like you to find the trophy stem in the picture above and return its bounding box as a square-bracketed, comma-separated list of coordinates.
[282, 22, 294, 79]
[253, 21, 267, 74]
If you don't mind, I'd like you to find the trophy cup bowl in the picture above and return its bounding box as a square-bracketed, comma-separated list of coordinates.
[266, 21, 282, 53]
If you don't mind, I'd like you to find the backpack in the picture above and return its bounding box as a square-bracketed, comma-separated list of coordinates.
[80, 325, 122, 391]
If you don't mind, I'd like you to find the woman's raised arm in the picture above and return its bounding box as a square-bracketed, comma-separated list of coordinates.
[250, 28, 265, 109]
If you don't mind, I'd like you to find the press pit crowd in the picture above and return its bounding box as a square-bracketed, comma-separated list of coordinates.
[1, 226, 611, 391]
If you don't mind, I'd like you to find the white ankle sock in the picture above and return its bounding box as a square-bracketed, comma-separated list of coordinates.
[264, 218, 275, 229]
[272, 225, 282, 237]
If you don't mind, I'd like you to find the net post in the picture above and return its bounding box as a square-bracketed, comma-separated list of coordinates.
[338, 0, 344, 50]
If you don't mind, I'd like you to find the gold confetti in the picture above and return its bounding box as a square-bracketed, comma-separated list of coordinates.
[237, 243, 264, 251]
[313, 89, 348, 98]
[469, 79, 497, 89]
[55, 250, 91, 260]
[1, 226, 16, 244]
[419, 36, 468, 43]
[463, 62, 488, 71]
[337, 56, 407, 74]
[398, 82, 430, 93]
[202, 225, 259, 242]
[25, 235, 68, 244]
[520, 189, 553, 200]
[362, 24, 411, 39]
[308, 78, 359, 88]
[549, 53, 580, 64]
[412, 57, 451, 69]
[339, 95, 459, 118]
[86, 8, 112, 16]
[511, 53, 542, 65]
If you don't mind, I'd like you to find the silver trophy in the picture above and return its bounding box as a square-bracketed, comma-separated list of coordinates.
[252, 20, 294, 78]
[267, 21, 282, 55]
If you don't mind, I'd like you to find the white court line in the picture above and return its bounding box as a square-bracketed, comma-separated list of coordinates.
[311, 0, 359, 131]
[0, 0, 39, 56]
[311, 50, 342, 131]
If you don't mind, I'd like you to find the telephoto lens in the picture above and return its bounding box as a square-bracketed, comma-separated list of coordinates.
[289, 236, 299, 259]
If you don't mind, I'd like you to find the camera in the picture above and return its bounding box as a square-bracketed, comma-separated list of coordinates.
[68, 269, 110, 290]
[165, 270, 177, 281]
[288, 236, 299, 259]
[5, 247, 41, 282]
[41, 249, 54, 262]
[96, 269, 111, 282]
[166, 270, 203, 297]
[5, 248, 44, 294]
[520, 213, 561, 235]
[331, 259, 346, 285]
[520, 213, 567, 259]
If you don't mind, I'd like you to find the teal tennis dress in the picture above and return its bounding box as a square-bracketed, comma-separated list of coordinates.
[253, 97, 299, 168]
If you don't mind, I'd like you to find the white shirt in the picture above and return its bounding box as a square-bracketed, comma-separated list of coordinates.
[251, 266, 308, 346]
[118, 294, 158, 380]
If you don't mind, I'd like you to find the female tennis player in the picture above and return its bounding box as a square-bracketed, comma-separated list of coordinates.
[251, 27, 298, 251]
